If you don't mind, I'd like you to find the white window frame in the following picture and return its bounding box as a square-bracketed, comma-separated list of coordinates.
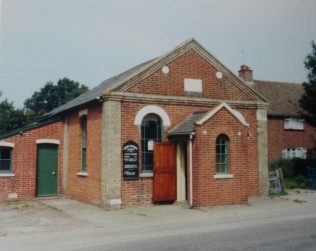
[0, 142, 15, 176]
[282, 147, 307, 159]
[284, 117, 304, 130]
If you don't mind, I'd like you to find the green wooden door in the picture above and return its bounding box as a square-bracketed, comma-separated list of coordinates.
[37, 144, 58, 196]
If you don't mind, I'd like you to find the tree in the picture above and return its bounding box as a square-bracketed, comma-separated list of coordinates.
[0, 93, 27, 133]
[300, 41, 316, 128]
[24, 78, 89, 119]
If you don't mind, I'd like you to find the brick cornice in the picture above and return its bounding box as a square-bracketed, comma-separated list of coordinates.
[107, 92, 268, 109]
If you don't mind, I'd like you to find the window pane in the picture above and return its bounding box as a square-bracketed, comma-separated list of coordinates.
[0, 149, 11, 160]
[81, 115, 87, 172]
[82, 149, 87, 172]
[0, 160, 11, 171]
[141, 114, 162, 172]
[81, 116, 87, 148]
[216, 135, 228, 173]
[216, 155, 220, 164]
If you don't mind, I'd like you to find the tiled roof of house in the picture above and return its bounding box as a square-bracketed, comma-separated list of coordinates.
[168, 111, 206, 136]
[250, 80, 304, 117]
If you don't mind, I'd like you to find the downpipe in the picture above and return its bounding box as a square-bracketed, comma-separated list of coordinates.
[189, 132, 194, 209]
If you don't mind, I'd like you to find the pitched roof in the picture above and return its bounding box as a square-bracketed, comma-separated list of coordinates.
[249, 80, 304, 117]
[196, 102, 249, 127]
[168, 112, 206, 136]
[47, 38, 266, 117]
[0, 116, 61, 140]
[47, 58, 157, 116]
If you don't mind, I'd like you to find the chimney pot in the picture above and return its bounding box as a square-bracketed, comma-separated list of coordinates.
[238, 65, 253, 82]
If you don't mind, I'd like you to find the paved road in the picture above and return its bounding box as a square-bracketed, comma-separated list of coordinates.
[91, 215, 316, 251]
[1, 190, 316, 251]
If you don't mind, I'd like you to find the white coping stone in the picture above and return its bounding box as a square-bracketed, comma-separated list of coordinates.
[139, 172, 153, 178]
[213, 174, 234, 179]
[36, 139, 60, 145]
[110, 199, 122, 206]
[0, 173, 15, 177]
[196, 102, 249, 127]
[76, 172, 88, 177]
[134, 105, 171, 127]
[0, 141, 15, 148]
[8, 193, 17, 199]
[79, 109, 88, 117]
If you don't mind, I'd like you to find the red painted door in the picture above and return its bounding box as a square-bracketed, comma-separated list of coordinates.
[153, 142, 176, 202]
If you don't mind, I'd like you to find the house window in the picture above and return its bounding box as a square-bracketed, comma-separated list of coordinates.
[284, 117, 304, 130]
[216, 135, 229, 174]
[81, 115, 87, 172]
[282, 147, 307, 159]
[141, 114, 162, 173]
[0, 148, 12, 173]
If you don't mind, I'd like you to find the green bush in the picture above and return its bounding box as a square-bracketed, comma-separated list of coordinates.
[294, 175, 307, 188]
[284, 178, 298, 189]
[269, 157, 316, 178]
[269, 158, 294, 178]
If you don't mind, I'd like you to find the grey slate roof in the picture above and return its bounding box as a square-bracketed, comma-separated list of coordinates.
[47, 58, 156, 116]
[168, 112, 206, 136]
[249, 80, 304, 117]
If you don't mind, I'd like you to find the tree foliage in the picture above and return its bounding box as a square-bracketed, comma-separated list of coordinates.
[0, 78, 88, 133]
[0, 94, 27, 133]
[24, 78, 89, 118]
[300, 41, 316, 127]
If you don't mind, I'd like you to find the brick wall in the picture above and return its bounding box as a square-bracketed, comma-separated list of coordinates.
[193, 108, 258, 207]
[121, 102, 207, 206]
[0, 121, 64, 201]
[121, 101, 259, 206]
[67, 104, 102, 205]
[120, 47, 260, 207]
[267, 117, 316, 162]
[127, 49, 252, 101]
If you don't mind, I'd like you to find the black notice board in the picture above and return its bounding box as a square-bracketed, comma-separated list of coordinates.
[123, 140, 139, 180]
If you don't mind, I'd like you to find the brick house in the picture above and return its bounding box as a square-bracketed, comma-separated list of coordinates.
[0, 39, 269, 208]
[239, 65, 316, 162]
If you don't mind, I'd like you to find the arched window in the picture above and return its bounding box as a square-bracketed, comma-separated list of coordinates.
[141, 114, 162, 173]
[216, 135, 229, 174]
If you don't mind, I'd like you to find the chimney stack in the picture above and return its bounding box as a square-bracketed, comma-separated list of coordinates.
[238, 65, 253, 82]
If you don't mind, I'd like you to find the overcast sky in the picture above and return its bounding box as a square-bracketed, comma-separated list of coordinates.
[0, 0, 316, 107]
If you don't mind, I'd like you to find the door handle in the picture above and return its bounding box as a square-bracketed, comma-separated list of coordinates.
[52, 171, 55, 175]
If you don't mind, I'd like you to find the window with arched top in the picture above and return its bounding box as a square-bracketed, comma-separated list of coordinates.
[216, 135, 229, 174]
[141, 114, 162, 173]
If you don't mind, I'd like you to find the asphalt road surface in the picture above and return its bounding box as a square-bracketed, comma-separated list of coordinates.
[1, 190, 316, 251]
[89, 215, 316, 251]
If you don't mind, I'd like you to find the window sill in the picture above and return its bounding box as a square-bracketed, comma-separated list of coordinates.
[0, 173, 15, 177]
[139, 172, 153, 178]
[284, 129, 304, 131]
[76, 172, 88, 177]
[213, 174, 234, 179]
